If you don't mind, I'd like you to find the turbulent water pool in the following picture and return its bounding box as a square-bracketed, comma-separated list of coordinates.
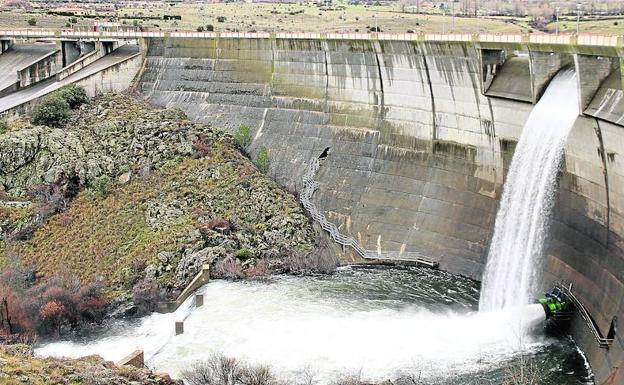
[37, 266, 592, 384]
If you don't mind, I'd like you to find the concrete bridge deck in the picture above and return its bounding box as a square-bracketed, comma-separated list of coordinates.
[0, 44, 139, 114]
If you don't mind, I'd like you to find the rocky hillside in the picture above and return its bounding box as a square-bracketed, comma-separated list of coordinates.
[0, 344, 180, 385]
[0, 94, 327, 309]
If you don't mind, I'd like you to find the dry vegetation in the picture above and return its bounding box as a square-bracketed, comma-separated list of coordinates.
[4, 143, 312, 297]
[2, 0, 622, 34]
[0, 343, 179, 385]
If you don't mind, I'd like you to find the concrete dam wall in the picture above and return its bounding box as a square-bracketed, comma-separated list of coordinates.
[137, 36, 623, 383]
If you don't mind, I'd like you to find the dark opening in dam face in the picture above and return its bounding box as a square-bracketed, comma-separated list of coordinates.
[37, 266, 592, 384]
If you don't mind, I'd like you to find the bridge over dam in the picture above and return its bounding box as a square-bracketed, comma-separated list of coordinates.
[1, 29, 623, 383]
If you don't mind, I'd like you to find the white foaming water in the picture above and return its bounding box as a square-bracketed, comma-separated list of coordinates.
[37, 275, 549, 383]
[480, 70, 580, 312]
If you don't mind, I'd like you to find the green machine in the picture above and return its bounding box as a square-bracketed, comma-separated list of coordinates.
[537, 283, 617, 348]
[538, 287, 571, 320]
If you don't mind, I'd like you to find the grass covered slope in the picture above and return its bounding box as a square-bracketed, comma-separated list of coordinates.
[14, 146, 316, 298]
[0, 93, 321, 312]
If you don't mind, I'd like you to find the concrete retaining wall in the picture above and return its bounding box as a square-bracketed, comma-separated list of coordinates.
[117, 350, 144, 368]
[17, 49, 61, 88]
[136, 36, 622, 383]
[56, 49, 102, 81]
[73, 51, 142, 97]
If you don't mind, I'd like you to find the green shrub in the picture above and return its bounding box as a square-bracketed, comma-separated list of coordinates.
[31, 95, 71, 128]
[196, 26, 204, 32]
[234, 248, 254, 260]
[0, 120, 7, 135]
[90, 175, 111, 197]
[255, 146, 270, 174]
[234, 124, 252, 149]
[53, 85, 88, 109]
[27, 17, 36, 26]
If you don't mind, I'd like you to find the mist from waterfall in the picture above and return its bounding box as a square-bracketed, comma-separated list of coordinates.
[479, 69, 580, 312]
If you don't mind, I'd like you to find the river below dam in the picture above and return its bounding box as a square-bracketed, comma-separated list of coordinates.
[37, 266, 592, 384]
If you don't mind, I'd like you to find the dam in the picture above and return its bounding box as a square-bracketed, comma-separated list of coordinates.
[1, 30, 622, 384]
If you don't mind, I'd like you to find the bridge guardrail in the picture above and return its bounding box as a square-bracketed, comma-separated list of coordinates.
[0, 29, 621, 47]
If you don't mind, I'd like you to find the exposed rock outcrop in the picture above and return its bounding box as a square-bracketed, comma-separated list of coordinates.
[0, 344, 181, 385]
[0, 95, 218, 196]
[0, 94, 323, 306]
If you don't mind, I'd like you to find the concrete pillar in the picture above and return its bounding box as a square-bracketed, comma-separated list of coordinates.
[137, 37, 149, 56]
[80, 41, 95, 55]
[620, 57, 624, 92]
[528, 51, 574, 103]
[480, 49, 505, 93]
[0, 39, 12, 54]
[574, 53, 619, 112]
[61, 40, 81, 67]
[195, 294, 204, 308]
[175, 321, 184, 335]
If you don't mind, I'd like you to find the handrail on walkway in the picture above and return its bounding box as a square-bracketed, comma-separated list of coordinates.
[556, 282, 616, 348]
[300, 157, 438, 268]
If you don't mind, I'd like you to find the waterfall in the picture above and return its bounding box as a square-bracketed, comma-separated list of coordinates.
[480, 70, 579, 312]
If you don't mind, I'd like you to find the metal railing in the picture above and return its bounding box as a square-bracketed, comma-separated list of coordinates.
[556, 282, 615, 348]
[0, 29, 622, 47]
[301, 157, 438, 268]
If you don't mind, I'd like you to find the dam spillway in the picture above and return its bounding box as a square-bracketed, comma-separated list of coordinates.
[480, 70, 580, 312]
[0, 31, 621, 383]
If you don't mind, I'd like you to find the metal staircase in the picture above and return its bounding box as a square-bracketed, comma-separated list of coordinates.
[301, 157, 438, 268]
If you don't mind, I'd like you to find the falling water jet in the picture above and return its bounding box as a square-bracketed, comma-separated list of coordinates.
[480, 69, 580, 313]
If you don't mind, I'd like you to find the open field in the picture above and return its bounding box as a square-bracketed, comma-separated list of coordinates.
[0, 2, 558, 34]
[163, 3, 527, 33]
[545, 16, 624, 33]
[0, 2, 622, 35]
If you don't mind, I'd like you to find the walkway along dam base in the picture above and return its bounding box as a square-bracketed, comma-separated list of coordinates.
[1, 30, 622, 384]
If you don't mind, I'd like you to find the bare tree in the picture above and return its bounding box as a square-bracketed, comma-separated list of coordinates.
[503, 354, 541, 385]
